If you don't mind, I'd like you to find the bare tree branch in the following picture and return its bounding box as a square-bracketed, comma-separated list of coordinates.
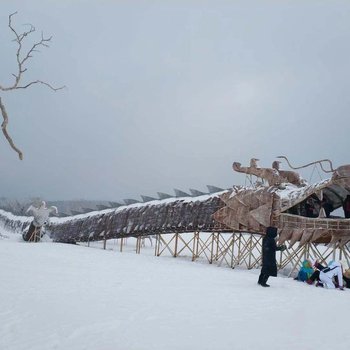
[0, 12, 65, 91]
[16, 80, 66, 91]
[0, 97, 23, 160]
[0, 12, 65, 159]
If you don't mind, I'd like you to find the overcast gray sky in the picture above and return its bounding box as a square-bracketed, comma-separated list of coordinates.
[1, 0, 350, 201]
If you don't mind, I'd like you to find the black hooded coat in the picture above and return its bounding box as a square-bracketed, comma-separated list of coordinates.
[261, 227, 280, 277]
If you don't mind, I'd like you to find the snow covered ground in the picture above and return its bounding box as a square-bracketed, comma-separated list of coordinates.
[1, 229, 349, 350]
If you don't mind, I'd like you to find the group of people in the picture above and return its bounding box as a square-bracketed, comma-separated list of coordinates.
[296, 194, 350, 219]
[295, 259, 349, 290]
[257, 226, 348, 290]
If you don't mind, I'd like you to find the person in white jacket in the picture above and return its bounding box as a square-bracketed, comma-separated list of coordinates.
[23, 201, 58, 241]
[319, 261, 344, 290]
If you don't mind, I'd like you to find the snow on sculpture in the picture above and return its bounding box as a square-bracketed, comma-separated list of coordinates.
[23, 201, 58, 241]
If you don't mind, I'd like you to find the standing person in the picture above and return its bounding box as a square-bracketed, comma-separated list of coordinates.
[318, 261, 344, 290]
[258, 226, 286, 287]
[23, 201, 58, 241]
[343, 195, 350, 218]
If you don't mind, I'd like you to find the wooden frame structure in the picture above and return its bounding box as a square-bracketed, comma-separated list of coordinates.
[28, 226, 41, 242]
[90, 231, 350, 276]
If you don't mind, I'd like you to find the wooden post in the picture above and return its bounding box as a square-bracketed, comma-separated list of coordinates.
[174, 232, 179, 257]
[209, 233, 215, 264]
[303, 242, 308, 260]
[195, 232, 200, 260]
[35, 227, 40, 242]
[103, 235, 107, 250]
[231, 233, 235, 268]
[156, 234, 161, 257]
[215, 233, 220, 262]
[192, 232, 197, 261]
[154, 234, 159, 256]
[248, 235, 253, 269]
[237, 233, 242, 267]
[120, 237, 123, 252]
[136, 236, 140, 254]
[288, 245, 306, 277]
[29, 226, 39, 242]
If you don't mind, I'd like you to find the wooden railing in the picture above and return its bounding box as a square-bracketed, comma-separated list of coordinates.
[279, 213, 350, 230]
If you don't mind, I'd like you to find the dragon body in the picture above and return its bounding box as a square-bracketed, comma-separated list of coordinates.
[1, 157, 350, 249]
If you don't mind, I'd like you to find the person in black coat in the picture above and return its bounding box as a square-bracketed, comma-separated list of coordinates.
[258, 226, 286, 287]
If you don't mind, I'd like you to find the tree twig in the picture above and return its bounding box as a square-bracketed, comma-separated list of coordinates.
[0, 97, 23, 160]
[16, 80, 66, 91]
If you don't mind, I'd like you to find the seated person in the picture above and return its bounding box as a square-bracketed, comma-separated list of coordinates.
[304, 195, 321, 218]
[321, 196, 333, 218]
[305, 199, 317, 218]
[343, 268, 350, 288]
[306, 261, 326, 285]
[295, 260, 314, 282]
[343, 195, 350, 218]
[318, 261, 344, 290]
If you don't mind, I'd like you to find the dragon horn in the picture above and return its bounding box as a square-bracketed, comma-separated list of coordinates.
[276, 155, 334, 173]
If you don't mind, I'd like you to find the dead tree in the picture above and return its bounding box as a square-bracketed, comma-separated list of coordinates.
[0, 12, 64, 160]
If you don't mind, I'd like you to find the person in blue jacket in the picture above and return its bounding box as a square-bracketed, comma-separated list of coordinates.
[295, 260, 314, 282]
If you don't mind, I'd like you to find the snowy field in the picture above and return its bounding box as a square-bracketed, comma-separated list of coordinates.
[1, 230, 350, 350]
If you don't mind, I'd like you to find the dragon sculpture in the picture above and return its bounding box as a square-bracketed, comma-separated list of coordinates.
[1, 156, 350, 249]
